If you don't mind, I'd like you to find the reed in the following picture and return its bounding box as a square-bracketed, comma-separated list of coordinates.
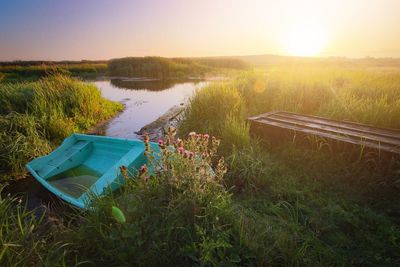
[0, 74, 122, 180]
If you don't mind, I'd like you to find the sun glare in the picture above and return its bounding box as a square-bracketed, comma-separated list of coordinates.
[283, 25, 327, 57]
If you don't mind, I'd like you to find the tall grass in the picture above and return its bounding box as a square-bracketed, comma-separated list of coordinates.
[235, 67, 400, 128]
[0, 63, 107, 82]
[2, 65, 400, 266]
[107, 56, 247, 79]
[0, 74, 122, 180]
[177, 66, 400, 265]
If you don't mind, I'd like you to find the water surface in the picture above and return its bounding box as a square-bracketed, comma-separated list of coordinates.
[94, 79, 207, 138]
[47, 165, 101, 198]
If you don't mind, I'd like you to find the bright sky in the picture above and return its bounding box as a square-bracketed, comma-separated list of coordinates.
[1, 0, 400, 60]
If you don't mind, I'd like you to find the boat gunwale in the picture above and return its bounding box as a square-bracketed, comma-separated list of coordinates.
[26, 133, 150, 209]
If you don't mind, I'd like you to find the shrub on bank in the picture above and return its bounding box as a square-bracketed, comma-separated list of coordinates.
[180, 83, 246, 137]
[0, 74, 122, 180]
[57, 132, 254, 266]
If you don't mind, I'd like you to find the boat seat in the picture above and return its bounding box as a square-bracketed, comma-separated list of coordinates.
[36, 141, 92, 178]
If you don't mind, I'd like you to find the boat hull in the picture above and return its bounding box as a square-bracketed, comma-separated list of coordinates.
[26, 134, 158, 209]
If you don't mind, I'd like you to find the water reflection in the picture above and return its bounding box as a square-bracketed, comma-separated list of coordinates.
[110, 78, 204, 91]
[94, 79, 208, 139]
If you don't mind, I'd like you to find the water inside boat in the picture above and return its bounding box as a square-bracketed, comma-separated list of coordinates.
[47, 165, 102, 198]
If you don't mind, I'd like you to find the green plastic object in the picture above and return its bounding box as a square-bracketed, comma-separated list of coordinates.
[26, 133, 159, 209]
[111, 206, 126, 223]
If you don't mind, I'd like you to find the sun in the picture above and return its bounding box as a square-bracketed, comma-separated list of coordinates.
[283, 25, 327, 57]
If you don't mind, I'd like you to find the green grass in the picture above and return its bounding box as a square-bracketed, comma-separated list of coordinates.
[108, 56, 247, 79]
[0, 74, 122, 180]
[177, 67, 400, 265]
[0, 63, 107, 82]
[1, 64, 400, 266]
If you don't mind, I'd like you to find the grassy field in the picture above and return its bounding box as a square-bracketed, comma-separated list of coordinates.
[0, 62, 107, 82]
[1, 61, 400, 266]
[178, 65, 400, 265]
[0, 74, 122, 180]
[0, 57, 247, 83]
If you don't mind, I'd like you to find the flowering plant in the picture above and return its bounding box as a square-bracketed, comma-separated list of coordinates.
[140, 126, 227, 185]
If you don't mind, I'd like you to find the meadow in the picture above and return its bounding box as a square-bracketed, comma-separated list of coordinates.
[1, 59, 400, 266]
[0, 62, 107, 82]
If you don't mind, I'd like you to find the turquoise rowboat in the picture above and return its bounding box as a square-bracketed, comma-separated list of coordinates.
[26, 134, 159, 209]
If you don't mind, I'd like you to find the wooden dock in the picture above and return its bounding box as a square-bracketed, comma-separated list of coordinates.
[248, 111, 400, 155]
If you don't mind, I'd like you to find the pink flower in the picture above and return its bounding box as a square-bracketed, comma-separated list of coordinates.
[158, 139, 166, 149]
[188, 151, 195, 160]
[175, 138, 183, 148]
[139, 164, 148, 174]
[178, 147, 185, 155]
[203, 134, 210, 140]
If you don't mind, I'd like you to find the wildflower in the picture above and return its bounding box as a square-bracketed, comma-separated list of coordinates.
[143, 133, 150, 143]
[139, 164, 149, 182]
[176, 138, 184, 148]
[143, 133, 150, 152]
[203, 134, 210, 140]
[189, 132, 196, 138]
[168, 126, 177, 136]
[188, 151, 195, 160]
[119, 165, 129, 179]
[212, 136, 220, 146]
[139, 164, 148, 174]
[178, 146, 185, 155]
[120, 165, 127, 171]
[165, 136, 171, 146]
[158, 139, 166, 149]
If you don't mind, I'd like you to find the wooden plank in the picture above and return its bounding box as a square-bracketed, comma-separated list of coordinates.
[248, 111, 400, 154]
[276, 111, 400, 138]
[265, 115, 400, 146]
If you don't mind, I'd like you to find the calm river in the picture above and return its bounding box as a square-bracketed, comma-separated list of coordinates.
[93, 78, 208, 139]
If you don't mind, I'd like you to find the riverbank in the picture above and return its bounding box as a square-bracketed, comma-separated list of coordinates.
[0, 74, 122, 181]
[86, 104, 184, 141]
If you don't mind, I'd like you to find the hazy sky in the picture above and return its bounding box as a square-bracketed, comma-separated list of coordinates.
[1, 0, 400, 60]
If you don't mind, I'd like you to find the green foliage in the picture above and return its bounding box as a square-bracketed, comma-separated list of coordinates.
[175, 66, 400, 265]
[239, 67, 400, 128]
[0, 74, 122, 180]
[0, 186, 46, 266]
[220, 115, 250, 154]
[55, 133, 254, 266]
[2, 63, 400, 266]
[0, 185, 72, 267]
[0, 114, 51, 178]
[0, 63, 107, 82]
[181, 83, 246, 137]
[107, 56, 247, 79]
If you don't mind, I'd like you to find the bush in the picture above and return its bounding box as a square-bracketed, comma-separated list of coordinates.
[59, 132, 254, 266]
[0, 74, 122, 180]
[0, 113, 51, 178]
[181, 83, 246, 138]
